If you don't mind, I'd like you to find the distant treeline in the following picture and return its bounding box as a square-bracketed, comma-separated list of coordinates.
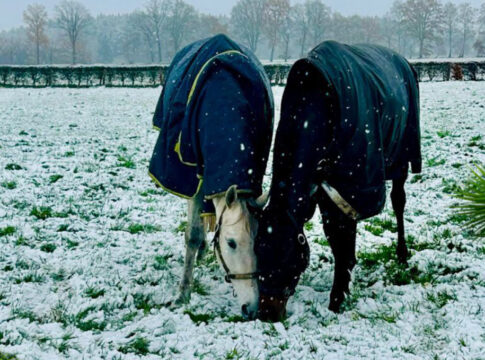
[1, 0, 485, 66]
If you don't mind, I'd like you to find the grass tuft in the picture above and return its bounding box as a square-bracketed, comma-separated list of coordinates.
[119, 337, 150, 356]
[0, 181, 17, 189]
[0, 226, 16, 237]
[49, 174, 63, 184]
[304, 221, 314, 231]
[426, 290, 457, 308]
[183, 309, 215, 325]
[426, 157, 445, 167]
[40, 243, 56, 253]
[84, 287, 105, 299]
[117, 156, 136, 169]
[5, 163, 23, 171]
[30, 206, 53, 220]
[74, 307, 107, 332]
[192, 278, 209, 296]
[153, 254, 172, 271]
[175, 221, 187, 233]
[126, 223, 161, 234]
[437, 130, 451, 138]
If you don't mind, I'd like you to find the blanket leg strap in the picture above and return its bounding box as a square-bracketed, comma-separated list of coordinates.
[320, 182, 359, 221]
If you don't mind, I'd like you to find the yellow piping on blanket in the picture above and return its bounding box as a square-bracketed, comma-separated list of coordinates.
[174, 132, 197, 167]
[148, 171, 203, 200]
[187, 50, 247, 105]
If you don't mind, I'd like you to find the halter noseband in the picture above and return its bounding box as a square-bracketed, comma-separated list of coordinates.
[212, 205, 259, 283]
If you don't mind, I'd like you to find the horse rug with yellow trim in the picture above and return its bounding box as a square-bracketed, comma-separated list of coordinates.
[149, 34, 274, 213]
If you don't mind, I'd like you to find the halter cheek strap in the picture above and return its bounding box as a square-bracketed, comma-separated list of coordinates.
[212, 205, 259, 283]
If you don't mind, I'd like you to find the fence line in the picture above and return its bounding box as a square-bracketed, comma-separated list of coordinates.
[1, 61, 484, 88]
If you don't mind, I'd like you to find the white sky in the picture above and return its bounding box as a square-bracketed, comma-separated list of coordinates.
[0, 0, 483, 31]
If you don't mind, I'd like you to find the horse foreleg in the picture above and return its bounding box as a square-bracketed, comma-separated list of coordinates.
[319, 194, 357, 313]
[391, 175, 408, 265]
[176, 192, 206, 304]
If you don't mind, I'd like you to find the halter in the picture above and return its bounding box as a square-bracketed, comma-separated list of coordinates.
[212, 205, 259, 283]
[285, 209, 307, 245]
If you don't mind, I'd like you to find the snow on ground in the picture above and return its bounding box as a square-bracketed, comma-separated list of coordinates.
[0, 83, 484, 360]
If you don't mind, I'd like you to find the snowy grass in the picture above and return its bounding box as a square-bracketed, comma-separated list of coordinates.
[0, 83, 484, 359]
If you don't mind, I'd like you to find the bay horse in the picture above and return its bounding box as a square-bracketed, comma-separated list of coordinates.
[149, 35, 273, 319]
[255, 41, 421, 321]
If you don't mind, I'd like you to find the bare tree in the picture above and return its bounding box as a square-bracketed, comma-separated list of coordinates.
[398, 0, 444, 58]
[166, 0, 198, 55]
[381, 14, 397, 49]
[443, 2, 457, 58]
[122, 15, 144, 63]
[264, 0, 290, 62]
[0, 29, 29, 64]
[361, 16, 381, 44]
[389, 0, 407, 54]
[23, 4, 49, 64]
[457, 2, 475, 58]
[474, 4, 485, 56]
[293, 3, 309, 57]
[199, 14, 229, 37]
[144, 0, 170, 63]
[231, 0, 267, 53]
[280, 8, 293, 61]
[54, 0, 91, 64]
[306, 0, 331, 48]
[128, 11, 156, 63]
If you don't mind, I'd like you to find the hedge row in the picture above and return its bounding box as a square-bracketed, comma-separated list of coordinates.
[0, 66, 166, 88]
[0, 64, 292, 88]
[410, 61, 485, 81]
[0, 61, 484, 87]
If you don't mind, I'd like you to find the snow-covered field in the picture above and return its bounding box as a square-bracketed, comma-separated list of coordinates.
[0, 83, 484, 360]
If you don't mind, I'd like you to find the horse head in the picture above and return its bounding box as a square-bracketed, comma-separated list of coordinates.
[255, 205, 310, 322]
[212, 185, 268, 320]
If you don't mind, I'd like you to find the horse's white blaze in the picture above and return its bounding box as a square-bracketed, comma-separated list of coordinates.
[213, 197, 259, 317]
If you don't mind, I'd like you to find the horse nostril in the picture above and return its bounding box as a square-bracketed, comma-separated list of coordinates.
[241, 304, 249, 316]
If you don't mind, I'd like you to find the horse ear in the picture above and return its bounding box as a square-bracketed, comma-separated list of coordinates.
[225, 185, 238, 208]
[255, 191, 269, 208]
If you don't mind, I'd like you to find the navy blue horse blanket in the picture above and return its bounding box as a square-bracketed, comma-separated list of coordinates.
[271, 41, 421, 221]
[149, 35, 274, 213]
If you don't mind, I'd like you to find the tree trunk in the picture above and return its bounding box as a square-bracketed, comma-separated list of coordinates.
[149, 47, 154, 63]
[36, 41, 40, 65]
[300, 31, 307, 58]
[448, 28, 452, 58]
[72, 42, 76, 64]
[419, 38, 424, 58]
[270, 43, 275, 62]
[284, 39, 290, 62]
[460, 30, 466, 58]
[156, 34, 162, 63]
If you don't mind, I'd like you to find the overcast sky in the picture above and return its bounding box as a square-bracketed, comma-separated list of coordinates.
[1, 0, 483, 31]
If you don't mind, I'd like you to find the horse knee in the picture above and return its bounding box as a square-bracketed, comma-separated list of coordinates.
[185, 226, 204, 249]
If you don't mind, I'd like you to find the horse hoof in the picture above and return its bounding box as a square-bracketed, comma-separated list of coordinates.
[328, 294, 345, 313]
[397, 255, 408, 267]
[165, 294, 190, 309]
[328, 302, 343, 313]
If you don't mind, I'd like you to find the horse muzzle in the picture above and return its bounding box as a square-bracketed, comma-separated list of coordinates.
[258, 294, 289, 322]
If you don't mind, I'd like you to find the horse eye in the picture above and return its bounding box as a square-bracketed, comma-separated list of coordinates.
[227, 239, 237, 249]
